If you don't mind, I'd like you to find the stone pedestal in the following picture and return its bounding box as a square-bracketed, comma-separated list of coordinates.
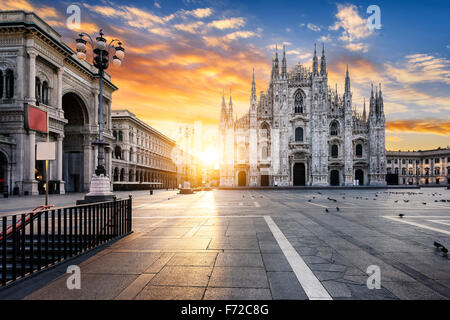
[179, 181, 194, 194]
[77, 174, 115, 204]
[23, 180, 38, 196]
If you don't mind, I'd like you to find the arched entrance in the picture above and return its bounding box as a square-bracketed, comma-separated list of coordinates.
[293, 163, 306, 186]
[238, 171, 246, 187]
[355, 169, 364, 185]
[0, 152, 7, 193]
[330, 170, 340, 186]
[62, 92, 88, 192]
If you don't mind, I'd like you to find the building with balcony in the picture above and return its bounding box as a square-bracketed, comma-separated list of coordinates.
[0, 10, 117, 195]
[110, 110, 178, 190]
[386, 148, 450, 186]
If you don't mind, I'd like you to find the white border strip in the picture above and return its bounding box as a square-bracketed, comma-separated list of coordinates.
[264, 216, 332, 300]
[383, 216, 450, 235]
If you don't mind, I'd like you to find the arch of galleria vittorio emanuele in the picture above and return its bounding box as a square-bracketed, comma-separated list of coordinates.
[0, 10, 117, 195]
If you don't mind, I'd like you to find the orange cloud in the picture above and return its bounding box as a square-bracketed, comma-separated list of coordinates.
[386, 119, 450, 135]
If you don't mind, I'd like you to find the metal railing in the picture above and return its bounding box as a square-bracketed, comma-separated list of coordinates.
[0, 196, 132, 287]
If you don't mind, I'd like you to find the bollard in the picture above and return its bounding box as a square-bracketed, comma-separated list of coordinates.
[150, 189, 153, 195]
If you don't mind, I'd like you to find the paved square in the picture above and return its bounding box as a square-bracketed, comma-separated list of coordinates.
[1, 188, 450, 300]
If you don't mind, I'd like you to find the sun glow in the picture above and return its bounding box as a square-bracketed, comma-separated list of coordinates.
[201, 147, 219, 168]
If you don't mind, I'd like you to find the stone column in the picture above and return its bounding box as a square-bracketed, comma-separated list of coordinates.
[16, 50, 24, 100]
[24, 131, 38, 195]
[57, 68, 63, 109]
[57, 135, 65, 194]
[93, 89, 99, 124]
[83, 144, 93, 192]
[27, 51, 37, 102]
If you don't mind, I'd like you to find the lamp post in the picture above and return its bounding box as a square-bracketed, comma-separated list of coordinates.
[75, 29, 125, 204]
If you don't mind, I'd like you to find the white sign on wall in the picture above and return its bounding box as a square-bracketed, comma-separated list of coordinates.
[36, 142, 56, 160]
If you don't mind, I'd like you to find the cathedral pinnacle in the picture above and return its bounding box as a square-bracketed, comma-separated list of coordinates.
[320, 43, 327, 76]
[312, 43, 319, 76]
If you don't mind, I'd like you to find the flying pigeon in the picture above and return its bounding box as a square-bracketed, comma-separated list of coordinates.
[399, 214, 404, 218]
[325, 208, 329, 212]
[336, 207, 340, 211]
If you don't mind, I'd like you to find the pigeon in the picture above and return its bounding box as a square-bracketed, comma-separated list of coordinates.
[308, 199, 311, 202]
[441, 247, 448, 255]
[422, 202, 426, 205]
[434, 241, 443, 248]
[342, 196, 346, 199]
[336, 207, 340, 211]
[404, 200, 409, 203]
[394, 200, 398, 203]
[325, 208, 329, 212]
[399, 214, 404, 218]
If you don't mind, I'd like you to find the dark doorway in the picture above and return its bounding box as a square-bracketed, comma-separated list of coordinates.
[386, 174, 398, 185]
[330, 170, 339, 186]
[355, 169, 364, 185]
[0, 152, 7, 193]
[238, 171, 246, 186]
[63, 93, 87, 192]
[261, 175, 269, 186]
[293, 163, 306, 186]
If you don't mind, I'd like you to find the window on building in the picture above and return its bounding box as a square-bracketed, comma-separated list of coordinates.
[435, 167, 440, 175]
[294, 91, 303, 113]
[331, 144, 338, 158]
[395, 168, 399, 174]
[330, 121, 339, 136]
[409, 159, 413, 164]
[113, 131, 117, 140]
[416, 160, 420, 164]
[387, 159, 392, 164]
[114, 146, 122, 160]
[355, 144, 363, 157]
[408, 168, 413, 175]
[425, 159, 429, 164]
[394, 159, 398, 164]
[416, 168, 420, 175]
[425, 168, 430, 175]
[435, 158, 440, 163]
[402, 159, 405, 165]
[402, 168, 406, 175]
[118, 131, 123, 142]
[295, 127, 303, 142]
[5, 69, 14, 98]
[42, 81, 49, 104]
[387, 168, 392, 174]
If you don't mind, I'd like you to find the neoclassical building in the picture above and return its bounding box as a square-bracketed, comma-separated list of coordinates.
[110, 110, 178, 189]
[219, 45, 387, 187]
[0, 11, 117, 195]
[386, 148, 450, 186]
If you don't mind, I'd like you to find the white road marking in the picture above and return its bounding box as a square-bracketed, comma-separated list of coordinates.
[307, 202, 329, 208]
[254, 201, 260, 207]
[383, 216, 450, 235]
[427, 220, 450, 227]
[264, 216, 332, 300]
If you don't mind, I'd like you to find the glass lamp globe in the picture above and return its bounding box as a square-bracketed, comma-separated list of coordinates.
[112, 57, 122, 66]
[96, 39, 106, 50]
[115, 49, 125, 60]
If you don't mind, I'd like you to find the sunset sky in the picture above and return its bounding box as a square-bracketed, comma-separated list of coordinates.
[2, 0, 449, 152]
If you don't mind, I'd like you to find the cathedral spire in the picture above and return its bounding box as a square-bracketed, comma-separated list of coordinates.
[378, 83, 384, 117]
[335, 83, 338, 105]
[345, 64, 351, 94]
[229, 88, 233, 115]
[320, 43, 327, 76]
[251, 68, 257, 102]
[273, 44, 279, 79]
[363, 97, 367, 122]
[312, 43, 318, 76]
[220, 89, 227, 127]
[281, 45, 287, 79]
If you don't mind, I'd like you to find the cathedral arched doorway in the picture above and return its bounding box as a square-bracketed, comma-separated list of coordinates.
[238, 171, 246, 187]
[293, 163, 306, 186]
[0, 151, 7, 194]
[63, 92, 88, 192]
[355, 169, 364, 185]
[330, 170, 340, 186]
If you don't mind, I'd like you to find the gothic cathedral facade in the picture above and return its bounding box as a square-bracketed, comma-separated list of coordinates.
[219, 45, 386, 187]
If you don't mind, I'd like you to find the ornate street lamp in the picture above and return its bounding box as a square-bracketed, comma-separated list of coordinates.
[75, 29, 125, 204]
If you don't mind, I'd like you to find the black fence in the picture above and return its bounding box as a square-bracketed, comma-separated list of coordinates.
[0, 196, 132, 287]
